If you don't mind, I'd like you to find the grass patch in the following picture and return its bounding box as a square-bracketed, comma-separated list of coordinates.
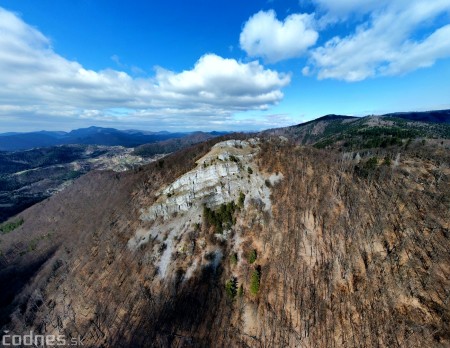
[0, 218, 24, 234]
[238, 192, 245, 208]
[225, 278, 238, 299]
[250, 267, 261, 295]
[248, 249, 257, 264]
[230, 252, 238, 266]
[28, 239, 38, 252]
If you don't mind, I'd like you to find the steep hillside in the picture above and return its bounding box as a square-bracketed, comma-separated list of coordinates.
[267, 112, 450, 150]
[0, 132, 449, 347]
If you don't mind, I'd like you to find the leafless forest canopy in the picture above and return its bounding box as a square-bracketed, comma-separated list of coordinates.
[0, 133, 449, 347]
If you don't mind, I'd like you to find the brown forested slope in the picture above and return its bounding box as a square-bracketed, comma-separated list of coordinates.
[252, 140, 450, 347]
[0, 137, 449, 347]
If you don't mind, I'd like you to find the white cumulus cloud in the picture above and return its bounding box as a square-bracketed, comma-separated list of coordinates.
[305, 1, 450, 81]
[240, 10, 318, 63]
[154, 54, 290, 109]
[0, 7, 290, 131]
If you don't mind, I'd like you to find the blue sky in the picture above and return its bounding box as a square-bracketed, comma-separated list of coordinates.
[0, 0, 449, 132]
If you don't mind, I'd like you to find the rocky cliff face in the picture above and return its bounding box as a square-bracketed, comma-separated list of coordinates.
[140, 139, 265, 221]
[128, 138, 281, 278]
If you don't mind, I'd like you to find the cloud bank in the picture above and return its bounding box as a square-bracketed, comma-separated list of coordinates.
[0, 7, 290, 130]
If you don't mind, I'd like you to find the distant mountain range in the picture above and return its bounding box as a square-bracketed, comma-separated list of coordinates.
[266, 109, 450, 149]
[293, 109, 450, 128]
[0, 126, 229, 151]
[381, 109, 450, 123]
[2, 110, 448, 151]
[133, 131, 226, 157]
